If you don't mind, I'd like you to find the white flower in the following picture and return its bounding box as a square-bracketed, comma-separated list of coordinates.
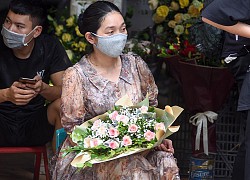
[109, 111, 119, 121]
[116, 115, 129, 125]
[96, 125, 107, 138]
[90, 138, 103, 148]
[91, 119, 102, 131]
[155, 122, 166, 131]
[140, 106, 149, 113]
[84, 137, 91, 148]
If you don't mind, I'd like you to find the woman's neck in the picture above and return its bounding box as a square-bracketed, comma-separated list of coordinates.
[89, 52, 120, 69]
[88, 52, 122, 83]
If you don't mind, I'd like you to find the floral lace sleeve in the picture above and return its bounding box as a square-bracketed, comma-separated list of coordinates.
[134, 55, 158, 107]
[61, 67, 86, 133]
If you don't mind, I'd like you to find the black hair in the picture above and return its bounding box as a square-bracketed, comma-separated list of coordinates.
[78, 1, 122, 35]
[9, 0, 46, 28]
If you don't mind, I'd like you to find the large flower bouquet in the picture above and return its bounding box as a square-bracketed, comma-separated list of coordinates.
[148, 0, 203, 60]
[63, 96, 183, 168]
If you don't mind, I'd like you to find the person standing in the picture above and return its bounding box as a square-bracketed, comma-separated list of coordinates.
[202, 0, 250, 179]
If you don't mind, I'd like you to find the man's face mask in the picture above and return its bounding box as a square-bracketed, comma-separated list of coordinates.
[91, 33, 127, 58]
[1, 25, 37, 49]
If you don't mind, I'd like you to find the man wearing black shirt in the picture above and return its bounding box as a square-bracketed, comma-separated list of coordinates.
[0, 0, 72, 153]
[202, 0, 250, 179]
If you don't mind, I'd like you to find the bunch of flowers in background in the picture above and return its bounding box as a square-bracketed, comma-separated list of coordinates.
[148, 0, 203, 59]
[48, 13, 90, 64]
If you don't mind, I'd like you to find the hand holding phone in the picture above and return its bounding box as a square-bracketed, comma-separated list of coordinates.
[19, 77, 37, 84]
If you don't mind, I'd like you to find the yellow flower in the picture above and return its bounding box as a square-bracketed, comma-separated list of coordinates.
[188, 4, 200, 17]
[179, 0, 189, 8]
[55, 25, 64, 36]
[174, 25, 184, 35]
[156, 5, 169, 18]
[66, 50, 74, 60]
[148, 0, 159, 10]
[168, 20, 177, 28]
[62, 33, 72, 42]
[152, 13, 166, 24]
[174, 13, 183, 24]
[71, 42, 79, 51]
[75, 26, 84, 37]
[66, 16, 75, 27]
[170, 1, 179, 11]
[78, 41, 87, 52]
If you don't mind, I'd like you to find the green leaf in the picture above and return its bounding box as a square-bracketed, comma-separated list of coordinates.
[136, 96, 149, 107]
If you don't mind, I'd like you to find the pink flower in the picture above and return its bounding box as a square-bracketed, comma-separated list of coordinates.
[116, 115, 129, 125]
[91, 119, 102, 131]
[128, 124, 138, 133]
[109, 111, 119, 121]
[108, 127, 119, 137]
[144, 130, 156, 141]
[84, 137, 91, 148]
[154, 123, 166, 131]
[140, 106, 148, 113]
[90, 138, 103, 148]
[108, 140, 119, 149]
[123, 135, 132, 146]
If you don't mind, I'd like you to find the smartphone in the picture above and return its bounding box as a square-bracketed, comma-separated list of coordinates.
[19, 77, 37, 84]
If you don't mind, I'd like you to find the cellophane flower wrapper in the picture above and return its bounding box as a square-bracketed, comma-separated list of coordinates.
[63, 95, 183, 168]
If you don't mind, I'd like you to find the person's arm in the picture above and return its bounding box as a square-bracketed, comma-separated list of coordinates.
[61, 67, 86, 133]
[39, 71, 64, 101]
[202, 17, 250, 38]
[23, 70, 65, 102]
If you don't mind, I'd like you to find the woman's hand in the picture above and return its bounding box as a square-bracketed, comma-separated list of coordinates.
[155, 139, 174, 154]
[68, 137, 77, 147]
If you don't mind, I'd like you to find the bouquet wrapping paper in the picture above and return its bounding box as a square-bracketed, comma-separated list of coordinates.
[64, 95, 183, 168]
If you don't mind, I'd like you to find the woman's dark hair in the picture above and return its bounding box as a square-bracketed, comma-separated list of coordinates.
[9, 0, 46, 28]
[78, 1, 122, 35]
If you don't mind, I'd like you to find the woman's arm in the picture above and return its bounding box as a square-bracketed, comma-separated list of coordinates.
[61, 67, 86, 133]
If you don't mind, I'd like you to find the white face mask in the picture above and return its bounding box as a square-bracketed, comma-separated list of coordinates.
[1, 25, 37, 49]
[91, 33, 127, 58]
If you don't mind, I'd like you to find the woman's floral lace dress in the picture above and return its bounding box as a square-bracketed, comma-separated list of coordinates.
[51, 54, 179, 180]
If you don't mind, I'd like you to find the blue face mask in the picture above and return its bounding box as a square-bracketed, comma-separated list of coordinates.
[1, 25, 37, 49]
[91, 33, 127, 58]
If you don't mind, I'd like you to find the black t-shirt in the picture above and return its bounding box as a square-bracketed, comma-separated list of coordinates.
[0, 34, 72, 115]
[201, 0, 250, 57]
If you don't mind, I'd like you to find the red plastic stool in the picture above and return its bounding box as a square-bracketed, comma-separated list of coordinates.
[0, 145, 50, 180]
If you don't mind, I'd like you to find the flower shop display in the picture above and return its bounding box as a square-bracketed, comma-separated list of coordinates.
[147, 0, 235, 156]
[63, 95, 183, 168]
[148, 0, 204, 60]
[47, 13, 90, 64]
[146, 3, 235, 179]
